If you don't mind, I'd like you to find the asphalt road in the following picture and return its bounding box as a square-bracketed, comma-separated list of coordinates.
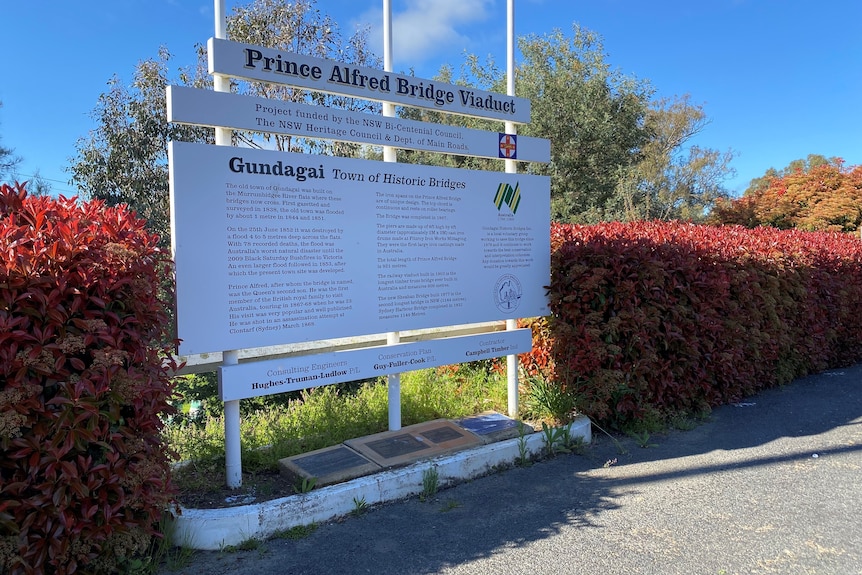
[159, 364, 862, 575]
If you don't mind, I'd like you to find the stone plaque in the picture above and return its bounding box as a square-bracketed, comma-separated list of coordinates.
[365, 433, 431, 459]
[420, 425, 465, 444]
[294, 447, 372, 476]
[346, 420, 481, 468]
[456, 411, 528, 444]
[279, 445, 380, 487]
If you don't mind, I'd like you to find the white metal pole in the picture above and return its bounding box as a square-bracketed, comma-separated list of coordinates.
[223, 351, 243, 488]
[382, 0, 401, 431]
[214, 0, 242, 489]
[382, 0, 396, 165]
[214, 0, 231, 146]
[505, 0, 520, 419]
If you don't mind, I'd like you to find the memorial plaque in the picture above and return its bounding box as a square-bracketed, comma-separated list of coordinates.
[346, 420, 481, 468]
[279, 445, 380, 487]
[456, 411, 528, 444]
[420, 425, 466, 444]
[365, 433, 431, 459]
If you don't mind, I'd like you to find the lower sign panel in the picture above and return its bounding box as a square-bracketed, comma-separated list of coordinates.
[218, 328, 531, 401]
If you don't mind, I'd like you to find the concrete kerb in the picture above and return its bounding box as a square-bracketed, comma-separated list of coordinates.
[170, 415, 591, 550]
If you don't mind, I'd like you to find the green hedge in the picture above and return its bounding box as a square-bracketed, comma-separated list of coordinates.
[0, 183, 179, 574]
[521, 221, 862, 426]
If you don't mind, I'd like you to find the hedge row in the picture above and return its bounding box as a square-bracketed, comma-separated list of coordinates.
[521, 221, 862, 425]
[0, 184, 179, 574]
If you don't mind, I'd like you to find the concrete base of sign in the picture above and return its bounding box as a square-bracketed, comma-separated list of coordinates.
[170, 415, 591, 551]
[279, 445, 381, 488]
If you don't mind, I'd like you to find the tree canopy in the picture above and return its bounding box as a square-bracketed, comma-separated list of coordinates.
[69, 0, 375, 246]
[709, 155, 862, 232]
[69, 47, 211, 246]
[396, 25, 734, 223]
[618, 94, 735, 221]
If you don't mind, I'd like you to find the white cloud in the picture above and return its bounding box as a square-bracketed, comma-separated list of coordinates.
[358, 0, 495, 68]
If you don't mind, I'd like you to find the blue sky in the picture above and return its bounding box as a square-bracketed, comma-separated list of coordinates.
[2, 0, 860, 198]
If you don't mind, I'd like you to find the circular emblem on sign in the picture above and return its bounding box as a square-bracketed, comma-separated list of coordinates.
[494, 274, 522, 312]
[498, 133, 517, 159]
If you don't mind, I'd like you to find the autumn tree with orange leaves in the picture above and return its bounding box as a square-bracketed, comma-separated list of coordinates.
[710, 155, 862, 232]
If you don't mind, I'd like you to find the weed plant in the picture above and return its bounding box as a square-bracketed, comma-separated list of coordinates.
[420, 466, 440, 501]
[521, 374, 579, 424]
[269, 524, 318, 541]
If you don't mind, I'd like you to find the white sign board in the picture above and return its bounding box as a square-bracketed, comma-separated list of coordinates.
[208, 38, 531, 124]
[218, 328, 532, 401]
[167, 86, 550, 163]
[169, 141, 550, 356]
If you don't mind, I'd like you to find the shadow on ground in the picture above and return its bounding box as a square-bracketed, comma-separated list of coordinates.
[160, 364, 862, 575]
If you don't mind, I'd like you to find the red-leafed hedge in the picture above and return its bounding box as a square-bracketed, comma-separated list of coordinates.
[521, 221, 862, 426]
[0, 183, 179, 574]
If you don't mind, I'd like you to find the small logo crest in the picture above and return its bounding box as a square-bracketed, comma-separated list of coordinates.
[494, 274, 522, 312]
[498, 133, 517, 159]
[493, 181, 522, 214]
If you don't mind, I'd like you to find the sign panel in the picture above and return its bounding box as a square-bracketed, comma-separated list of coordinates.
[169, 141, 549, 355]
[208, 38, 531, 124]
[167, 86, 550, 163]
[218, 328, 532, 401]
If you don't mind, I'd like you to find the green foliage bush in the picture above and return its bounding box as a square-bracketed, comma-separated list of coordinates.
[521, 221, 862, 427]
[0, 183, 179, 574]
[166, 362, 508, 468]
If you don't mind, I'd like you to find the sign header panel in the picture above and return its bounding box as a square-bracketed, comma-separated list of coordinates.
[169, 141, 550, 355]
[208, 38, 531, 124]
[167, 86, 550, 162]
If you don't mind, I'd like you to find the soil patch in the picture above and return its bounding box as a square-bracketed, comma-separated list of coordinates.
[173, 464, 298, 510]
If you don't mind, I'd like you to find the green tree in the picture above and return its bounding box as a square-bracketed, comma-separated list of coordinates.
[516, 26, 653, 223]
[69, 0, 376, 245]
[69, 47, 210, 247]
[20, 170, 52, 196]
[395, 26, 654, 221]
[618, 95, 735, 221]
[396, 25, 732, 223]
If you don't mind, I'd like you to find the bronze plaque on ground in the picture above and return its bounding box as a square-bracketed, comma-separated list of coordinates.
[456, 411, 528, 444]
[364, 433, 431, 459]
[345, 420, 481, 468]
[278, 445, 381, 487]
[420, 425, 464, 443]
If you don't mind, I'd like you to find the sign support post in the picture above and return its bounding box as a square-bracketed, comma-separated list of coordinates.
[505, 0, 520, 419]
[213, 0, 243, 489]
[222, 350, 242, 488]
[382, 0, 401, 431]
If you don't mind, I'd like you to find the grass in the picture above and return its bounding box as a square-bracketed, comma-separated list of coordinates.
[271, 523, 319, 540]
[420, 466, 440, 502]
[294, 476, 317, 493]
[521, 374, 579, 424]
[352, 497, 369, 517]
[222, 537, 263, 553]
[121, 517, 195, 574]
[166, 364, 509, 484]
